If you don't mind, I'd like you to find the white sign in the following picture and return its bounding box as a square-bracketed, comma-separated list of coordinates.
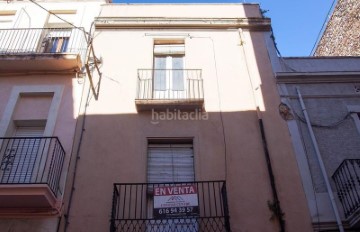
[153, 185, 199, 218]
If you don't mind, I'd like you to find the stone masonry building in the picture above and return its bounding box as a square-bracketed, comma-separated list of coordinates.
[314, 0, 360, 56]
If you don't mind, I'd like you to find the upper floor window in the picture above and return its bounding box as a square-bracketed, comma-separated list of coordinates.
[45, 10, 76, 28]
[41, 10, 76, 53]
[153, 41, 185, 99]
[0, 11, 16, 29]
[42, 31, 70, 53]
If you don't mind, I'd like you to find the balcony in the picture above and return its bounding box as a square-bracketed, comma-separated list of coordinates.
[135, 69, 204, 111]
[0, 137, 65, 216]
[111, 181, 230, 232]
[0, 28, 87, 74]
[332, 159, 360, 228]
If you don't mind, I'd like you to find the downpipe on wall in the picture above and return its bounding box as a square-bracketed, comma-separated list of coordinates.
[296, 87, 344, 232]
[238, 28, 285, 232]
[257, 109, 286, 232]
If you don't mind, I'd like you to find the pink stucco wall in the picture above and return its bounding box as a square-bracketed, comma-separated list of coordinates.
[64, 4, 313, 232]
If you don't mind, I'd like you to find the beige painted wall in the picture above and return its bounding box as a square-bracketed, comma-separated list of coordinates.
[99, 3, 262, 18]
[65, 4, 313, 232]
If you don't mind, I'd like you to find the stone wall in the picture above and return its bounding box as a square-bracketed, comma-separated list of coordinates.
[314, 0, 360, 56]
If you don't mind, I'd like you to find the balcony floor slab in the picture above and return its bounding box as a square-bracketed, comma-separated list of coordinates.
[0, 184, 60, 217]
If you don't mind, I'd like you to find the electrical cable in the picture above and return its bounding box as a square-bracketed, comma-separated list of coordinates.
[63, 84, 92, 232]
[189, 35, 228, 181]
[269, 25, 299, 73]
[239, 28, 286, 231]
[17, 0, 104, 103]
[103, 75, 120, 84]
[294, 110, 351, 128]
[28, 0, 90, 36]
[281, 88, 349, 231]
[209, 37, 229, 182]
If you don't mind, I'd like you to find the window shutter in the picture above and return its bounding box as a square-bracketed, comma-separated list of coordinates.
[14, 127, 44, 137]
[148, 144, 194, 183]
[154, 44, 185, 55]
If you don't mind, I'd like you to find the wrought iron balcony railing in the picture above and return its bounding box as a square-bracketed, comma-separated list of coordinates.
[137, 69, 204, 100]
[0, 137, 65, 196]
[332, 159, 360, 218]
[111, 181, 230, 232]
[0, 27, 87, 60]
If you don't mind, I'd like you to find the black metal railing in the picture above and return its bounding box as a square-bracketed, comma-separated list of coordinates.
[332, 159, 360, 218]
[137, 69, 204, 100]
[0, 137, 65, 195]
[111, 181, 230, 232]
[0, 27, 87, 60]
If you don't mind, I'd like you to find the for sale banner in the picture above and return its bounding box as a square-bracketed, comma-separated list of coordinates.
[153, 185, 199, 218]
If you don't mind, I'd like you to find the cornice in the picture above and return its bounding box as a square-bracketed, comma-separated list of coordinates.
[94, 17, 271, 30]
[276, 71, 360, 84]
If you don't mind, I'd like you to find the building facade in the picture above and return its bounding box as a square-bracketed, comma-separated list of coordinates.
[271, 53, 360, 231]
[292, 0, 360, 230]
[63, 3, 313, 232]
[0, 0, 104, 231]
[314, 0, 360, 56]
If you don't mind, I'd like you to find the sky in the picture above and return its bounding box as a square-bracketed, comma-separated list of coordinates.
[255, 0, 335, 57]
[112, 0, 336, 57]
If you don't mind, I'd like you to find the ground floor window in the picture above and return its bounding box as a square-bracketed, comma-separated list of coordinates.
[147, 138, 197, 232]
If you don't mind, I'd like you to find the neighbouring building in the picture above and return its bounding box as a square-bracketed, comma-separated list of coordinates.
[270, 49, 360, 230]
[0, 0, 105, 231]
[314, 0, 360, 56]
[63, 3, 313, 232]
[285, 0, 360, 230]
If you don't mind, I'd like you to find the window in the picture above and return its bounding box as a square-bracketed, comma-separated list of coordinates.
[46, 10, 76, 28]
[0, 11, 16, 28]
[0, 126, 45, 183]
[153, 41, 186, 99]
[147, 139, 197, 232]
[43, 33, 70, 53]
[40, 10, 75, 53]
[147, 140, 194, 183]
[0, 86, 63, 183]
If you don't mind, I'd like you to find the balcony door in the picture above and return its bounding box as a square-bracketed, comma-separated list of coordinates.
[147, 142, 197, 232]
[0, 126, 44, 183]
[42, 29, 71, 53]
[153, 43, 186, 99]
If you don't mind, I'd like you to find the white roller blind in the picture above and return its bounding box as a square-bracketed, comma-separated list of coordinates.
[147, 144, 194, 183]
[154, 44, 185, 55]
[14, 127, 44, 137]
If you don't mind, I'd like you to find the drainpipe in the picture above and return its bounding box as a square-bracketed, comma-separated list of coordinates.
[257, 109, 286, 232]
[296, 87, 344, 232]
[238, 28, 286, 231]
